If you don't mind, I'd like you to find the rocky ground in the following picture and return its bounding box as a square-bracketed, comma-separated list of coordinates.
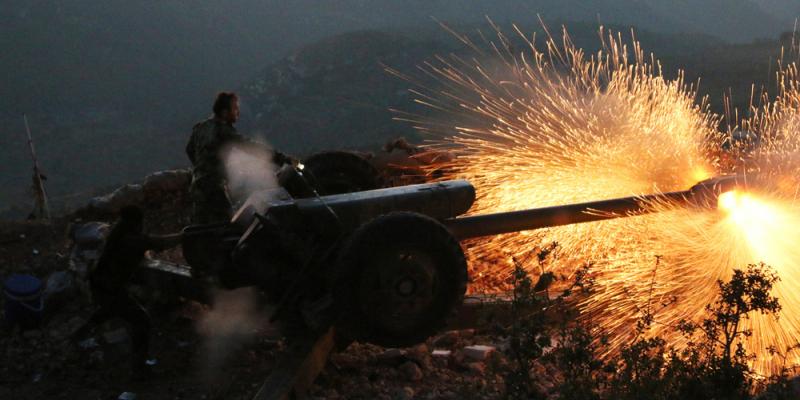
[0, 169, 544, 400]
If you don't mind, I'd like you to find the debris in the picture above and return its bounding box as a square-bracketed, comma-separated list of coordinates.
[32, 249, 40, 255]
[31, 372, 42, 383]
[463, 345, 496, 361]
[145, 358, 158, 366]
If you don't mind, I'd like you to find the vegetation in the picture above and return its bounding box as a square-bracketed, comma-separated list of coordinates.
[502, 247, 797, 400]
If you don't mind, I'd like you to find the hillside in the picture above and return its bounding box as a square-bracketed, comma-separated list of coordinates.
[1, 1, 796, 217]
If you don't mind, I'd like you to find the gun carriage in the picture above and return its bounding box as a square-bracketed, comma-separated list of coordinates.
[182, 166, 742, 347]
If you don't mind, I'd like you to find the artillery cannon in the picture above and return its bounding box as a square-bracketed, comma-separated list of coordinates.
[182, 171, 743, 348]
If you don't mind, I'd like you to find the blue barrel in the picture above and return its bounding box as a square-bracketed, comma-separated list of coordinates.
[3, 274, 44, 329]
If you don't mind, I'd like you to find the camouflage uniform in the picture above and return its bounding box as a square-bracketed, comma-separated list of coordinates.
[186, 118, 245, 224]
[186, 117, 295, 224]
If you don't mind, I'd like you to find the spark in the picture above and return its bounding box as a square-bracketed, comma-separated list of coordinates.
[397, 21, 800, 373]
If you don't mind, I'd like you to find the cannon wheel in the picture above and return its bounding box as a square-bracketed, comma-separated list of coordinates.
[302, 151, 380, 195]
[334, 212, 468, 347]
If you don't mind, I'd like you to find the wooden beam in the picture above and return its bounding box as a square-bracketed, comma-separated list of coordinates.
[253, 327, 336, 400]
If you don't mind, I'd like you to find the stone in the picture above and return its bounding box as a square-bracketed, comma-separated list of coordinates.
[463, 345, 496, 361]
[70, 222, 110, 246]
[467, 362, 486, 375]
[118, 392, 137, 400]
[406, 343, 431, 369]
[432, 330, 460, 347]
[142, 169, 191, 196]
[377, 348, 406, 366]
[398, 361, 423, 381]
[432, 349, 451, 357]
[488, 351, 509, 370]
[90, 184, 144, 213]
[43, 271, 75, 307]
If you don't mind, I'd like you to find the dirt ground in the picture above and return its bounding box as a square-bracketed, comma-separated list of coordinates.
[0, 216, 517, 400]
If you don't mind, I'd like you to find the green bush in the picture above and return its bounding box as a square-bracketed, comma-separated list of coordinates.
[503, 256, 797, 400]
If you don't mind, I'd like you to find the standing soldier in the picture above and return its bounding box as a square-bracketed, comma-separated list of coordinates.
[186, 92, 293, 224]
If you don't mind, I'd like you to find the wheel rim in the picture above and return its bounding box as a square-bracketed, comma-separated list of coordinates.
[358, 245, 441, 334]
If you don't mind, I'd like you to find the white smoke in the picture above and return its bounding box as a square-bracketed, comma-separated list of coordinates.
[222, 141, 279, 204]
[196, 288, 272, 381]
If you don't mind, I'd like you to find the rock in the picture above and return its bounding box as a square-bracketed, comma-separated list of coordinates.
[488, 351, 509, 370]
[392, 386, 415, 400]
[377, 348, 406, 366]
[432, 330, 460, 347]
[463, 345, 496, 361]
[142, 169, 191, 196]
[467, 362, 486, 375]
[70, 222, 110, 246]
[431, 349, 451, 368]
[398, 361, 423, 381]
[118, 392, 137, 400]
[43, 271, 76, 308]
[90, 184, 144, 213]
[406, 343, 431, 369]
[432, 349, 451, 357]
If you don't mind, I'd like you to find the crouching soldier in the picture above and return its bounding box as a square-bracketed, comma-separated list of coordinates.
[73, 206, 182, 377]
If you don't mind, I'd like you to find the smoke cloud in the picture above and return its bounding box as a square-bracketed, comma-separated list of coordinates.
[222, 141, 280, 205]
[196, 287, 272, 381]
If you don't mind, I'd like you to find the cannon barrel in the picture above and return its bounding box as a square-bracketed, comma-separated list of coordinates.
[444, 174, 743, 240]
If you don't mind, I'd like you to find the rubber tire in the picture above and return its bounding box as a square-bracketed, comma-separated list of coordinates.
[334, 212, 468, 347]
[302, 151, 380, 196]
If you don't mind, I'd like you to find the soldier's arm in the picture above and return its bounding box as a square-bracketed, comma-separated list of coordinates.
[143, 233, 184, 252]
[272, 150, 296, 166]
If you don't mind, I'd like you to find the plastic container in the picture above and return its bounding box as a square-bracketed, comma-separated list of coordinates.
[3, 274, 44, 329]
